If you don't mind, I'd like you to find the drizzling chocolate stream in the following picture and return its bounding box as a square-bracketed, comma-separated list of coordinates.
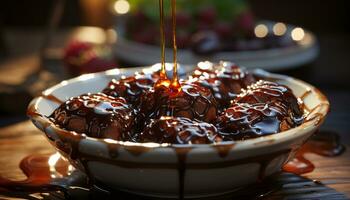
[158, 1, 186, 198]
[170, 0, 180, 91]
[158, 0, 166, 81]
[155, 0, 180, 93]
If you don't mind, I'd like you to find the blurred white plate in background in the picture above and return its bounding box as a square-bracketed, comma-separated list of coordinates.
[113, 21, 319, 71]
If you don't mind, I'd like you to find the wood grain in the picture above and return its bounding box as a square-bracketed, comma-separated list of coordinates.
[0, 121, 55, 181]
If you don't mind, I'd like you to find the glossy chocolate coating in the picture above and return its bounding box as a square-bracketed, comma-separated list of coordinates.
[217, 103, 293, 140]
[102, 72, 159, 106]
[50, 93, 136, 140]
[138, 81, 218, 123]
[138, 116, 222, 144]
[235, 80, 304, 121]
[189, 61, 256, 110]
[50, 65, 305, 144]
[217, 80, 303, 140]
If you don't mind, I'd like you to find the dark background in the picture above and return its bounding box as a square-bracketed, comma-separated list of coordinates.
[1, 0, 349, 32]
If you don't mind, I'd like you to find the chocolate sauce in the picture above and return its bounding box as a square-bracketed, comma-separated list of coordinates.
[41, 94, 64, 104]
[235, 80, 304, 123]
[102, 72, 160, 106]
[123, 145, 153, 156]
[49, 93, 136, 141]
[217, 103, 290, 140]
[26, 104, 42, 118]
[0, 154, 70, 192]
[170, 0, 181, 91]
[175, 147, 192, 200]
[106, 142, 120, 158]
[216, 80, 304, 141]
[304, 103, 329, 126]
[189, 61, 256, 110]
[213, 143, 235, 158]
[283, 130, 345, 174]
[158, 0, 166, 80]
[299, 89, 312, 100]
[138, 116, 222, 144]
[154, 0, 181, 93]
[298, 88, 329, 127]
[138, 81, 218, 127]
[154, 0, 171, 90]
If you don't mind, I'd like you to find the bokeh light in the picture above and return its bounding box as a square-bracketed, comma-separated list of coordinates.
[291, 27, 305, 41]
[114, 0, 130, 15]
[273, 22, 287, 36]
[254, 24, 269, 38]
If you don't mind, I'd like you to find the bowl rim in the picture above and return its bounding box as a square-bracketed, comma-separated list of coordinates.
[27, 66, 330, 151]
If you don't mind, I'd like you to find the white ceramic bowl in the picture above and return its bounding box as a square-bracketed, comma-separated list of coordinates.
[27, 65, 329, 198]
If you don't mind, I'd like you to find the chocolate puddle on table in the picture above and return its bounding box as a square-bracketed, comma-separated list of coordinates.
[283, 130, 345, 174]
[0, 130, 346, 199]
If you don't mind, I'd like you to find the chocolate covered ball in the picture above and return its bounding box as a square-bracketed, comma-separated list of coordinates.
[138, 116, 222, 144]
[189, 61, 256, 110]
[50, 93, 136, 140]
[139, 81, 218, 123]
[217, 81, 304, 140]
[217, 102, 294, 140]
[102, 72, 159, 106]
[235, 80, 304, 121]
